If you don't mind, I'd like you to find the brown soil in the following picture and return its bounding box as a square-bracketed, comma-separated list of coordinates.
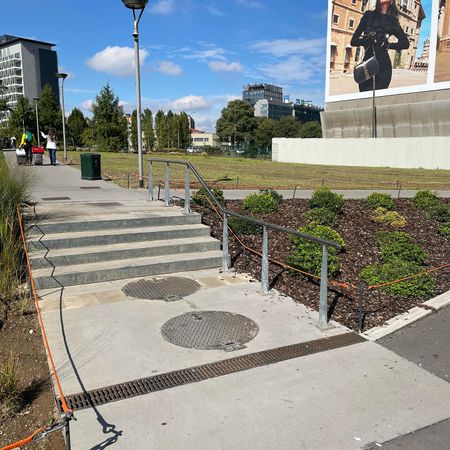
[0, 296, 65, 449]
[195, 198, 450, 331]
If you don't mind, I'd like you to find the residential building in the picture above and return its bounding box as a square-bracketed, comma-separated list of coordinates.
[190, 128, 220, 148]
[254, 98, 323, 123]
[0, 35, 59, 109]
[242, 83, 283, 105]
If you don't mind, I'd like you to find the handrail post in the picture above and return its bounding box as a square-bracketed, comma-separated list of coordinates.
[148, 160, 153, 200]
[184, 165, 190, 214]
[261, 226, 269, 294]
[65, 417, 71, 450]
[319, 245, 329, 328]
[165, 162, 170, 207]
[222, 213, 230, 271]
[358, 281, 366, 334]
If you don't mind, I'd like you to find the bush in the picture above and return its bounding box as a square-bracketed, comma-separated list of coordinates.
[376, 231, 427, 265]
[192, 187, 224, 207]
[310, 187, 344, 214]
[366, 192, 395, 211]
[304, 207, 338, 228]
[412, 190, 440, 210]
[426, 202, 450, 223]
[438, 222, 450, 239]
[360, 261, 435, 297]
[0, 353, 21, 416]
[243, 189, 282, 214]
[372, 208, 406, 228]
[229, 217, 261, 235]
[289, 224, 345, 277]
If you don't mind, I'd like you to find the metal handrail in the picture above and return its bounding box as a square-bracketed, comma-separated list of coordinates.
[147, 158, 341, 328]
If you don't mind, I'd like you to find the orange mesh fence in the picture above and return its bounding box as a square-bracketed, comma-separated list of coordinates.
[0, 208, 73, 450]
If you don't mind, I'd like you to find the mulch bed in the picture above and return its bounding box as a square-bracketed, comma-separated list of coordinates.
[193, 198, 450, 332]
[0, 299, 65, 449]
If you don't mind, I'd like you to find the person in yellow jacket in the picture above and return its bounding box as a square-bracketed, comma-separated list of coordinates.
[20, 130, 35, 165]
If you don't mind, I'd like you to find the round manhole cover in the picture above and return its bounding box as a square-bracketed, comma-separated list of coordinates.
[161, 311, 259, 350]
[122, 277, 201, 301]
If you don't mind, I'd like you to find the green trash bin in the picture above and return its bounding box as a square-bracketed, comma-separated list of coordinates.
[80, 153, 101, 180]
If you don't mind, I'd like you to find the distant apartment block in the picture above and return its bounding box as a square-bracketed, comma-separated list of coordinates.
[190, 128, 220, 148]
[0, 34, 59, 109]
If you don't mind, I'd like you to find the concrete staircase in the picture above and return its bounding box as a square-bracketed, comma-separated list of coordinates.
[28, 206, 223, 290]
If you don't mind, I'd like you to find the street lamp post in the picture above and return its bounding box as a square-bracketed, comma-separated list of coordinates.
[33, 97, 40, 147]
[56, 73, 68, 161]
[122, 0, 148, 188]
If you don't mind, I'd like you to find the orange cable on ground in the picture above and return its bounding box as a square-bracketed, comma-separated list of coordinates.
[368, 262, 450, 290]
[0, 427, 45, 450]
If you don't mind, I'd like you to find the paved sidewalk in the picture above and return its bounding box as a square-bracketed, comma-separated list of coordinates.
[6, 151, 450, 449]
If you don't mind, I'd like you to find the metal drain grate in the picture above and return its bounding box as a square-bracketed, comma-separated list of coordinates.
[122, 277, 201, 302]
[89, 202, 122, 207]
[42, 197, 71, 201]
[60, 332, 365, 411]
[161, 311, 258, 350]
[80, 186, 101, 190]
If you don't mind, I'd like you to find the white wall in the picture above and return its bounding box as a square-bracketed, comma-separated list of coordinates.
[272, 137, 450, 170]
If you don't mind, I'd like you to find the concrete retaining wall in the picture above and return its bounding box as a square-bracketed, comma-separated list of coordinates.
[272, 136, 450, 170]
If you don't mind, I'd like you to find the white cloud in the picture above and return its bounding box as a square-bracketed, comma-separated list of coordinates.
[235, 0, 265, 9]
[182, 47, 228, 61]
[170, 95, 213, 111]
[251, 37, 326, 57]
[66, 88, 96, 94]
[208, 60, 244, 73]
[87, 46, 149, 77]
[157, 61, 182, 76]
[150, 0, 175, 15]
[258, 56, 323, 82]
[80, 99, 93, 111]
[205, 5, 225, 16]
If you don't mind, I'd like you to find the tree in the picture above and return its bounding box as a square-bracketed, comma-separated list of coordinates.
[7, 96, 34, 140]
[300, 121, 322, 138]
[37, 84, 61, 136]
[154, 110, 165, 150]
[274, 116, 302, 138]
[142, 108, 155, 151]
[255, 118, 277, 154]
[130, 110, 138, 152]
[178, 112, 190, 149]
[67, 108, 88, 147]
[216, 100, 257, 149]
[90, 84, 127, 151]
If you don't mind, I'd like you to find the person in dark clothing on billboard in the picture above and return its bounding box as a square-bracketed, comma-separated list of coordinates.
[351, 0, 410, 92]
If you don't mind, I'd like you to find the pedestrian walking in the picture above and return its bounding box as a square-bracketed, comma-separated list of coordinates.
[20, 129, 34, 165]
[41, 130, 57, 165]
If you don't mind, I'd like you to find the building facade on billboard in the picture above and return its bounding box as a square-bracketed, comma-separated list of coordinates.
[436, 0, 450, 81]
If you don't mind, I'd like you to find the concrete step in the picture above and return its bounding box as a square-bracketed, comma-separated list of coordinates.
[29, 212, 201, 235]
[30, 237, 220, 269]
[29, 224, 212, 250]
[33, 250, 223, 289]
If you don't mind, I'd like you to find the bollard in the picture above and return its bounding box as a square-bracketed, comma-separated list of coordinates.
[222, 213, 230, 270]
[358, 282, 366, 334]
[293, 185, 297, 199]
[148, 161, 154, 200]
[127, 172, 130, 190]
[236, 176, 239, 189]
[165, 162, 170, 207]
[319, 245, 329, 328]
[261, 226, 269, 294]
[184, 165, 190, 214]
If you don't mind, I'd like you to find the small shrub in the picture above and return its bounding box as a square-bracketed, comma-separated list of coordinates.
[0, 353, 21, 416]
[310, 187, 344, 214]
[360, 261, 435, 297]
[372, 208, 406, 228]
[366, 192, 395, 211]
[412, 190, 440, 210]
[289, 224, 345, 277]
[305, 207, 338, 228]
[243, 190, 281, 214]
[229, 217, 261, 235]
[192, 187, 224, 207]
[376, 231, 427, 265]
[426, 202, 450, 223]
[438, 222, 450, 238]
[259, 188, 283, 205]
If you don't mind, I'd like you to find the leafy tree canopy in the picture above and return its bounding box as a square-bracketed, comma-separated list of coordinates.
[67, 108, 88, 147]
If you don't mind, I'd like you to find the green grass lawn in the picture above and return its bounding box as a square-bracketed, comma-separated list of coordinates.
[65, 150, 450, 190]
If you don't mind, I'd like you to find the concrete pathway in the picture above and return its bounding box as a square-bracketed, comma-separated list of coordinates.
[5, 152, 450, 449]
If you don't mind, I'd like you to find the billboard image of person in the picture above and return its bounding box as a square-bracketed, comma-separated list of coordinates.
[327, 0, 434, 100]
[436, 0, 450, 82]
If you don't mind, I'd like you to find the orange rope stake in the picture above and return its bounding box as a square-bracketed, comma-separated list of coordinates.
[0, 208, 73, 450]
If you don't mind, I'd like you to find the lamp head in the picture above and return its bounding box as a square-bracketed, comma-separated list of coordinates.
[55, 72, 68, 80]
[122, 0, 148, 9]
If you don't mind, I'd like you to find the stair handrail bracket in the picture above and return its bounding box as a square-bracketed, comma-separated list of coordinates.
[147, 158, 341, 328]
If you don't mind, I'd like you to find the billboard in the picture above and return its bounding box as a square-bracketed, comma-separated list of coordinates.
[325, 0, 450, 102]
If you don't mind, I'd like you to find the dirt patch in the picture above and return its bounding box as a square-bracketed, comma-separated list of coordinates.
[195, 198, 450, 331]
[0, 296, 65, 449]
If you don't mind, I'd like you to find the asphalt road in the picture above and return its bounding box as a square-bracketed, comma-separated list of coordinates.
[376, 306, 450, 449]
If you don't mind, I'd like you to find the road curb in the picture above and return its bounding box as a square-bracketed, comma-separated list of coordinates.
[362, 290, 450, 341]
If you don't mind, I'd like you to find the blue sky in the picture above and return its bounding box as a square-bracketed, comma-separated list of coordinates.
[2, 0, 329, 131]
